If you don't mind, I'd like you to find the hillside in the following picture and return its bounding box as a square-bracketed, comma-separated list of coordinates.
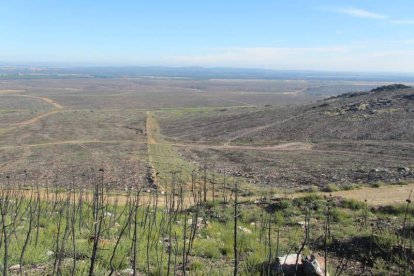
[160, 84, 414, 144]
[158, 84, 414, 188]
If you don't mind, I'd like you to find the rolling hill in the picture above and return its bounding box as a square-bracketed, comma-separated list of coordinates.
[160, 84, 414, 144]
[158, 84, 414, 188]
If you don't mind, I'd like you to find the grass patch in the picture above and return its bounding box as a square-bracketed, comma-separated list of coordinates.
[321, 183, 340, 192]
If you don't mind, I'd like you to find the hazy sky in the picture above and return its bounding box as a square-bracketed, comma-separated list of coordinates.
[1, 0, 414, 72]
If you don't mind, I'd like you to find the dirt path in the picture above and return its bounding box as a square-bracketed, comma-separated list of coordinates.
[172, 141, 313, 151]
[1, 188, 256, 208]
[191, 90, 256, 107]
[13, 109, 61, 127]
[0, 93, 66, 172]
[0, 90, 25, 94]
[40, 96, 63, 109]
[6, 183, 412, 207]
[13, 95, 63, 126]
[292, 184, 414, 206]
[15, 94, 64, 109]
[1, 94, 64, 128]
[0, 140, 138, 150]
[0, 138, 312, 153]
[327, 183, 414, 206]
[146, 111, 160, 187]
[224, 113, 306, 146]
[146, 111, 158, 145]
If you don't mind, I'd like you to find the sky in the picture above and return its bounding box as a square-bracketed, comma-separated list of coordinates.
[1, 0, 414, 73]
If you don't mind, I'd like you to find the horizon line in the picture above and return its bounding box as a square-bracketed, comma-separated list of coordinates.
[1, 63, 414, 76]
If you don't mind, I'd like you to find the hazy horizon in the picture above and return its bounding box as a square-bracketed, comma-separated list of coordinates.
[2, 64, 414, 79]
[1, 1, 414, 73]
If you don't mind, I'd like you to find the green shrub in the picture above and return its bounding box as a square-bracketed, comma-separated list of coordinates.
[274, 211, 285, 225]
[189, 259, 205, 271]
[265, 200, 294, 214]
[240, 207, 260, 224]
[237, 232, 255, 254]
[372, 231, 398, 255]
[309, 185, 320, 192]
[371, 182, 383, 188]
[193, 239, 222, 259]
[375, 204, 414, 216]
[340, 199, 365, 210]
[312, 199, 328, 212]
[390, 181, 408, 186]
[242, 250, 265, 275]
[342, 183, 361, 191]
[322, 183, 340, 192]
[330, 208, 351, 223]
[293, 194, 322, 207]
[279, 199, 293, 210]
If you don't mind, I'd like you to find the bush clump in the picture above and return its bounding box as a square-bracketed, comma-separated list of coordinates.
[340, 199, 365, 210]
[322, 183, 340, 192]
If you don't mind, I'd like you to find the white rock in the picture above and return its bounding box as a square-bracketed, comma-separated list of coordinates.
[121, 268, 134, 275]
[277, 254, 302, 265]
[297, 221, 306, 226]
[238, 226, 252, 234]
[275, 254, 302, 275]
[303, 254, 329, 276]
[9, 264, 21, 272]
[46, 250, 54, 257]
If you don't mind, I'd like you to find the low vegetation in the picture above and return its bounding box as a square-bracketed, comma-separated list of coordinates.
[0, 170, 412, 275]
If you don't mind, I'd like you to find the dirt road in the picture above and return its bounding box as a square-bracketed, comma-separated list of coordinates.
[1, 93, 64, 128]
[328, 183, 414, 206]
[11, 95, 63, 126]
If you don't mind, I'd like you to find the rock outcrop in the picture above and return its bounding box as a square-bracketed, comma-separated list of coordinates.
[274, 253, 328, 276]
